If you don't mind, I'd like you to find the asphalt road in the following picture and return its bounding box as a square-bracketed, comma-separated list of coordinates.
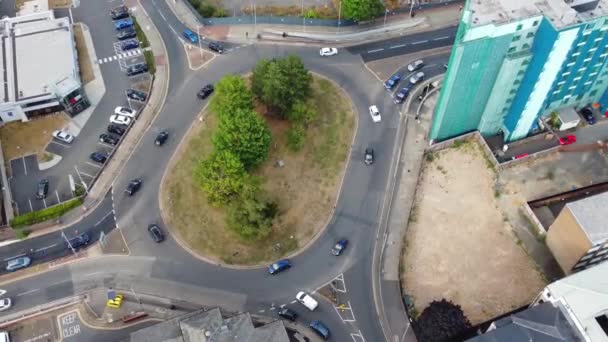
[0, 1, 458, 340]
[348, 25, 457, 62]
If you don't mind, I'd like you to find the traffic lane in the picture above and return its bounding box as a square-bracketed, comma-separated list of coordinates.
[348, 25, 457, 55]
[361, 35, 454, 62]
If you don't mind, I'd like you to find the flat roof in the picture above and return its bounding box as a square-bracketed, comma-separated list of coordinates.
[468, 0, 608, 29]
[567, 191, 608, 244]
[0, 10, 77, 104]
[546, 261, 608, 341]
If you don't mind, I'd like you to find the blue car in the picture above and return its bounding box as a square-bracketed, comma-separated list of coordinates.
[121, 39, 139, 51]
[331, 239, 348, 256]
[114, 18, 133, 30]
[6, 256, 31, 272]
[268, 259, 291, 275]
[310, 320, 330, 340]
[183, 29, 199, 44]
[384, 74, 401, 89]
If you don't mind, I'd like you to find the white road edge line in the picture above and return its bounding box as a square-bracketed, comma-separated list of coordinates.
[28, 199, 33, 212]
[94, 211, 114, 227]
[55, 190, 60, 203]
[434, 36, 450, 40]
[17, 288, 40, 296]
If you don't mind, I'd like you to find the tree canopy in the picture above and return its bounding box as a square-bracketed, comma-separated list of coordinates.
[415, 299, 472, 342]
[342, 0, 383, 22]
[210, 74, 254, 119]
[194, 150, 250, 206]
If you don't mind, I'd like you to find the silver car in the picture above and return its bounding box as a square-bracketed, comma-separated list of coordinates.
[409, 72, 425, 85]
[6, 256, 31, 272]
[407, 59, 424, 72]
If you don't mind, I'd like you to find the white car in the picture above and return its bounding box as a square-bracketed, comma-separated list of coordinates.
[114, 106, 137, 118]
[407, 59, 424, 72]
[409, 71, 425, 85]
[295, 291, 318, 311]
[0, 298, 11, 312]
[109, 114, 132, 126]
[52, 130, 74, 144]
[319, 47, 338, 57]
[369, 105, 381, 123]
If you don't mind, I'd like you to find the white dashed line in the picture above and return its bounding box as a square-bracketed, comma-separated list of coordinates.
[389, 44, 406, 49]
[434, 36, 451, 40]
[35, 244, 58, 252]
[290, 300, 297, 304]
[4, 253, 26, 261]
[22, 157, 27, 175]
[367, 48, 384, 53]
[28, 199, 33, 212]
[411, 40, 428, 45]
[17, 288, 39, 296]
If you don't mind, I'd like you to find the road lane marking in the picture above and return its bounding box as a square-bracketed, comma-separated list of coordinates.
[290, 300, 297, 304]
[434, 36, 451, 40]
[78, 170, 95, 178]
[17, 288, 39, 296]
[85, 162, 102, 168]
[28, 199, 33, 212]
[43, 198, 47, 208]
[279, 304, 286, 308]
[258, 309, 265, 313]
[22, 157, 27, 175]
[48, 280, 69, 287]
[367, 48, 384, 53]
[56, 190, 60, 203]
[35, 244, 58, 252]
[85, 272, 103, 277]
[4, 253, 26, 261]
[389, 44, 406, 49]
[411, 40, 428, 45]
[94, 211, 114, 227]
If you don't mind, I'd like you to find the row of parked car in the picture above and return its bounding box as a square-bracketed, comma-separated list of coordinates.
[110, 6, 149, 76]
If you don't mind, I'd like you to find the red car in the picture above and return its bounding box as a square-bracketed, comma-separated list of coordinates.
[559, 135, 577, 145]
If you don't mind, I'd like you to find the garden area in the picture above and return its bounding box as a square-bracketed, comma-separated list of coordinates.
[161, 56, 355, 264]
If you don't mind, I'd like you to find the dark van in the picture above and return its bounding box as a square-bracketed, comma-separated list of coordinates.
[66, 233, 90, 249]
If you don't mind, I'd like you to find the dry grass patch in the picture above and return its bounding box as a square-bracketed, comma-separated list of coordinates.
[162, 76, 354, 265]
[241, 4, 337, 19]
[49, 0, 72, 8]
[402, 142, 547, 324]
[73, 24, 95, 85]
[0, 113, 68, 163]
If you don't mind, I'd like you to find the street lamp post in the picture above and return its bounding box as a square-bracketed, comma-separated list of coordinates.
[337, 0, 342, 33]
[384, 9, 389, 27]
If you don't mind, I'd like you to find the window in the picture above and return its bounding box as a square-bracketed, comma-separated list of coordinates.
[508, 47, 516, 53]
[510, 89, 517, 94]
[533, 20, 539, 26]
[590, 90, 598, 97]
[526, 32, 534, 38]
[522, 59, 529, 66]
[518, 70, 525, 76]
[512, 35, 521, 42]
[517, 23, 523, 31]
[522, 43, 530, 49]
[514, 79, 521, 85]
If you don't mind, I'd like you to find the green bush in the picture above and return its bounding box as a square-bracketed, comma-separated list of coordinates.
[198, 4, 217, 17]
[11, 197, 84, 228]
[14, 228, 29, 240]
[227, 195, 277, 240]
[286, 124, 306, 151]
[144, 50, 156, 75]
[304, 9, 319, 18]
[132, 17, 150, 49]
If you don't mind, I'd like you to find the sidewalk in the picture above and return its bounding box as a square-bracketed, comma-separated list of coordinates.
[166, 0, 461, 44]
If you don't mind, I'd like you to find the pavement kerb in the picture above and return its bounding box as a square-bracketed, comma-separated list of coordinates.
[74, 306, 163, 331]
[0, 295, 81, 328]
[157, 71, 359, 270]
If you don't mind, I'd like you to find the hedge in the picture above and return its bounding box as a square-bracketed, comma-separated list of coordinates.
[132, 17, 150, 48]
[144, 50, 156, 75]
[11, 197, 84, 228]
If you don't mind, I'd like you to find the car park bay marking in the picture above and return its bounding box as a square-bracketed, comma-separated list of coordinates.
[28, 199, 33, 212]
[84, 162, 102, 168]
[290, 300, 297, 304]
[55, 190, 60, 203]
[16, 288, 39, 296]
[22, 157, 27, 175]
[49, 140, 70, 148]
[97, 49, 143, 65]
[94, 211, 114, 227]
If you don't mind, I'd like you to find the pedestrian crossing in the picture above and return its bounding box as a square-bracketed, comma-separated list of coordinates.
[97, 49, 143, 65]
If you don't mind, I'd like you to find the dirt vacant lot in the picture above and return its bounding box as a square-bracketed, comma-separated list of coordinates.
[0, 113, 68, 163]
[402, 142, 547, 324]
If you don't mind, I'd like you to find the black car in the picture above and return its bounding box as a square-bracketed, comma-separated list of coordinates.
[90, 152, 108, 164]
[126, 88, 147, 102]
[36, 179, 49, 199]
[126, 63, 148, 76]
[394, 87, 410, 104]
[580, 107, 596, 125]
[66, 233, 90, 249]
[208, 42, 224, 54]
[125, 179, 142, 196]
[116, 27, 136, 40]
[277, 308, 297, 321]
[197, 84, 214, 99]
[121, 39, 139, 51]
[108, 124, 126, 136]
[364, 147, 374, 165]
[148, 224, 165, 243]
[99, 133, 119, 145]
[110, 5, 129, 20]
[155, 131, 169, 146]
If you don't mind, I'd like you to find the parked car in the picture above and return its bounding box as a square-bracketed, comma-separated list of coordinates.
[126, 88, 147, 102]
[108, 124, 127, 136]
[36, 179, 49, 199]
[331, 239, 348, 256]
[409, 71, 425, 85]
[121, 39, 139, 51]
[52, 130, 74, 143]
[309, 320, 330, 340]
[295, 291, 318, 311]
[559, 135, 577, 145]
[580, 107, 596, 125]
[384, 74, 401, 90]
[114, 106, 137, 118]
[110, 114, 132, 126]
[268, 259, 291, 275]
[66, 233, 90, 249]
[6, 256, 31, 272]
[183, 29, 199, 43]
[319, 47, 338, 56]
[407, 59, 424, 72]
[116, 27, 136, 40]
[125, 179, 142, 196]
[208, 41, 224, 54]
[369, 105, 381, 123]
[394, 87, 410, 104]
[114, 18, 133, 30]
[155, 131, 169, 146]
[197, 84, 214, 99]
[277, 308, 297, 321]
[126, 63, 148, 76]
[0, 298, 11, 312]
[443, 63, 448, 70]
[99, 133, 119, 145]
[364, 148, 374, 165]
[90, 152, 108, 164]
[147, 224, 165, 243]
[110, 5, 129, 20]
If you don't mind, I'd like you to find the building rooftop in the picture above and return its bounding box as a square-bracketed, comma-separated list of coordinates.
[468, 0, 608, 29]
[0, 10, 78, 104]
[130, 308, 290, 342]
[545, 261, 608, 341]
[467, 301, 580, 341]
[567, 191, 608, 244]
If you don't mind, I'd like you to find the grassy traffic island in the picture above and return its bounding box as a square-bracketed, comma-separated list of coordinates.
[161, 56, 355, 265]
